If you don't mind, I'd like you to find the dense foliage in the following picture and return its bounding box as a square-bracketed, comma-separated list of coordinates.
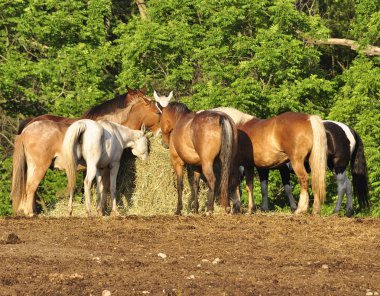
[1, 0, 379, 216]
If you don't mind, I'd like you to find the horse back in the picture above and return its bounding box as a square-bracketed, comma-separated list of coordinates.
[240, 112, 314, 167]
[170, 111, 226, 165]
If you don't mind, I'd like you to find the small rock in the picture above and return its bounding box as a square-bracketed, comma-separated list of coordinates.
[158, 253, 167, 259]
[102, 290, 111, 296]
[212, 258, 221, 265]
[6, 233, 22, 244]
[373, 292, 379, 296]
[186, 275, 195, 280]
[321, 264, 329, 269]
[142, 291, 150, 294]
[201, 259, 209, 263]
[197, 264, 202, 268]
[366, 292, 373, 296]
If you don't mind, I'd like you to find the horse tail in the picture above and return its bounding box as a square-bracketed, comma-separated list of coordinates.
[62, 121, 87, 194]
[309, 115, 327, 206]
[17, 117, 34, 135]
[219, 115, 235, 209]
[350, 131, 370, 210]
[10, 135, 27, 213]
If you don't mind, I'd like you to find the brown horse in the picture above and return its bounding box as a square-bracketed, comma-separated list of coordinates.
[11, 88, 161, 217]
[154, 92, 239, 215]
[214, 107, 327, 215]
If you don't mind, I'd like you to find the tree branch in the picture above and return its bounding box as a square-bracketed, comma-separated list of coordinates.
[306, 37, 380, 56]
[135, 0, 150, 21]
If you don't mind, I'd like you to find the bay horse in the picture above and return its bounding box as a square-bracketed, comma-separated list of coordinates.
[258, 120, 370, 217]
[154, 92, 239, 214]
[11, 88, 161, 217]
[62, 120, 149, 216]
[213, 107, 327, 215]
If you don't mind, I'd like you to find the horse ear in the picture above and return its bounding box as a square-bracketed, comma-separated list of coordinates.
[141, 124, 146, 134]
[153, 90, 160, 101]
[168, 91, 173, 101]
[141, 86, 147, 95]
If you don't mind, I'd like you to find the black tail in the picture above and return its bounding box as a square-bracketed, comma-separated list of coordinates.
[351, 131, 370, 210]
[219, 115, 235, 209]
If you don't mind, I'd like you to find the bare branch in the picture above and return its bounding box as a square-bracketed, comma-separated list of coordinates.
[306, 37, 380, 56]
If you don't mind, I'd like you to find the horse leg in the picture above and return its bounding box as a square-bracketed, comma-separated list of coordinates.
[96, 170, 106, 216]
[279, 165, 297, 212]
[345, 173, 354, 217]
[24, 162, 49, 217]
[333, 170, 346, 214]
[201, 161, 216, 214]
[173, 162, 184, 215]
[257, 168, 269, 212]
[192, 171, 201, 214]
[292, 161, 310, 215]
[230, 165, 241, 214]
[245, 166, 255, 214]
[109, 162, 121, 216]
[84, 164, 97, 216]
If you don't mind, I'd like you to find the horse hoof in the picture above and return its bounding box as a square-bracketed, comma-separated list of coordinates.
[346, 208, 354, 218]
[174, 211, 182, 216]
[205, 211, 213, 216]
[294, 208, 307, 215]
[111, 210, 120, 217]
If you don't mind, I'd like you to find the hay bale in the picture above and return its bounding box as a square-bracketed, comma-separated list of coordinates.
[117, 136, 210, 215]
[47, 136, 220, 217]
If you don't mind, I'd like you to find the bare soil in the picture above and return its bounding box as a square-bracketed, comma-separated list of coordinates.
[0, 214, 379, 296]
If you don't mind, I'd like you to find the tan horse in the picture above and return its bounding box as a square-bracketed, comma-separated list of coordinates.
[214, 107, 327, 215]
[154, 92, 240, 214]
[11, 88, 161, 217]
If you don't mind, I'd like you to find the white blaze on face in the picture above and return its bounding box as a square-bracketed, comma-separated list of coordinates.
[324, 120, 356, 155]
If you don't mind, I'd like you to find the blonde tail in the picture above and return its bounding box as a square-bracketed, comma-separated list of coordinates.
[61, 121, 87, 194]
[10, 135, 27, 213]
[309, 115, 327, 209]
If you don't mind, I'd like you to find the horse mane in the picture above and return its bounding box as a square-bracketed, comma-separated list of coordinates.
[80, 94, 127, 119]
[167, 102, 192, 115]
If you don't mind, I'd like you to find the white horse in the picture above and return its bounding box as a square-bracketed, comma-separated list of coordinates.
[61, 119, 149, 216]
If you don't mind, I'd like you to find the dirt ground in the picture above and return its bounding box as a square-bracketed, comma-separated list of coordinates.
[0, 214, 379, 296]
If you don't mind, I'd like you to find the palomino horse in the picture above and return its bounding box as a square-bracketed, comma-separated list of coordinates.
[213, 107, 327, 215]
[11, 88, 161, 217]
[154, 92, 239, 214]
[257, 120, 370, 217]
[62, 120, 149, 216]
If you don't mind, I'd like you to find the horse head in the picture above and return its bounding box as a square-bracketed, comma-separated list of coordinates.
[127, 125, 150, 161]
[153, 90, 175, 147]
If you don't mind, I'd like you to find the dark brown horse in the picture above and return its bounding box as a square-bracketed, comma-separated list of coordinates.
[213, 107, 327, 215]
[154, 92, 239, 215]
[11, 88, 161, 217]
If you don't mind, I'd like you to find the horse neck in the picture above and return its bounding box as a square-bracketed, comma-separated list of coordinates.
[116, 124, 140, 148]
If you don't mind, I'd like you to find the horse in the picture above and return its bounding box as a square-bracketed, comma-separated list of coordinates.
[11, 88, 161, 217]
[257, 120, 370, 217]
[61, 120, 149, 216]
[17, 87, 161, 135]
[212, 107, 327, 215]
[154, 91, 240, 215]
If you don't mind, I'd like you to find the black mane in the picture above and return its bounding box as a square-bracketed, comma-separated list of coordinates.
[167, 101, 192, 115]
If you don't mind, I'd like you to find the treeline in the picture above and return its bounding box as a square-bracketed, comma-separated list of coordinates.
[0, 0, 379, 216]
